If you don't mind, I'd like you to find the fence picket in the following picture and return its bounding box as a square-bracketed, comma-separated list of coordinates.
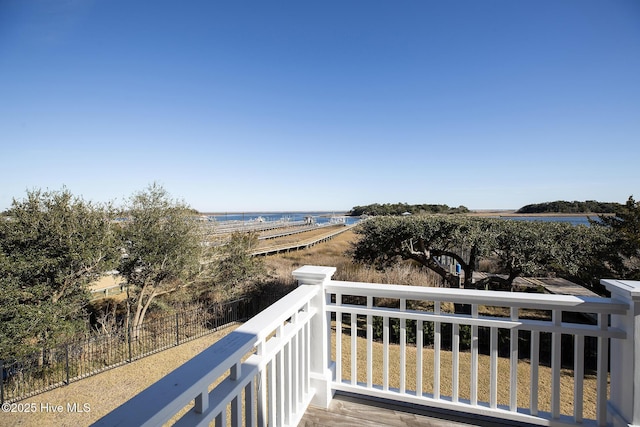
[530, 330, 540, 416]
[383, 316, 389, 391]
[434, 301, 441, 400]
[416, 319, 423, 397]
[351, 312, 357, 386]
[335, 293, 342, 383]
[551, 310, 562, 419]
[510, 307, 518, 411]
[596, 313, 608, 426]
[366, 296, 373, 389]
[400, 298, 406, 394]
[574, 334, 584, 423]
[490, 326, 497, 409]
[470, 305, 478, 406]
[0, 294, 277, 404]
[452, 323, 459, 403]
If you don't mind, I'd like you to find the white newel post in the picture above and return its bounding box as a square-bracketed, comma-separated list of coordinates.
[292, 265, 336, 408]
[602, 279, 640, 427]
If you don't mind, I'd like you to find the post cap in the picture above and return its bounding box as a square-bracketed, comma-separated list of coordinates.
[292, 265, 336, 284]
[601, 279, 640, 301]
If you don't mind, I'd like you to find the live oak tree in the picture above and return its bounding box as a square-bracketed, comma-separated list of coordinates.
[118, 184, 208, 337]
[551, 222, 613, 291]
[0, 189, 119, 359]
[351, 215, 492, 288]
[596, 196, 640, 280]
[484, 219, 560, 290]
[203, 232, 265, 301]
[351, 215, 611, 292]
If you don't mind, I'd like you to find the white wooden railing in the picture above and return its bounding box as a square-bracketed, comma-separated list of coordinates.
[93, 281, 322, 427]
[94, 266, 640, 427]
[327, 279, 625, 426]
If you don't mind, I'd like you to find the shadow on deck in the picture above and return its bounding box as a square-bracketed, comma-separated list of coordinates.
[300, 393, 535, 427]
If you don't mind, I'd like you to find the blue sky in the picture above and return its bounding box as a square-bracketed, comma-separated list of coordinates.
[1, 1, 639, 212]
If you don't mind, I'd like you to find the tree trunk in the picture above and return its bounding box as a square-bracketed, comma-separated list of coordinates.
[463, 246, 479, 288]
[407, 250, 469, 314]
[131, 284, 148, 341]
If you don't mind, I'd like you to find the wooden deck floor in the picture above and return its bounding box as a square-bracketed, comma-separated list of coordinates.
[299, 393, 529, 427]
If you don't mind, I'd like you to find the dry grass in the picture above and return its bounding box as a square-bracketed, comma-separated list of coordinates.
[263, 229, 442, 288]
[0, 326, 238, 427]
[335, 331, 604, 421]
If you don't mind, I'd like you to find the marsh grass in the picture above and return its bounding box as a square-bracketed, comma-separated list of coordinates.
[263, 230, 442, 289]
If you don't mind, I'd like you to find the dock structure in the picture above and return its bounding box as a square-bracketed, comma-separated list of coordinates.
[258, 223, 327, 240]
[471, 272, 598, 297]
[89, 223, 355, 300]
[251, 224, 354, 256]
[89, 272, 127, 299]
[518, 276, 599, 297]
[210, 218, 307, 235]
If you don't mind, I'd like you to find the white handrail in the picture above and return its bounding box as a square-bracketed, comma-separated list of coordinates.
[93, 267, 640, 427]
[92, 285, 319, 427]
[327, 280, 628, 314]
[321, 277, 631, 427]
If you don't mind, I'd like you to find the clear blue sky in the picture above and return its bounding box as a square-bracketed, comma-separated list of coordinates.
[1, 1, 639, 212]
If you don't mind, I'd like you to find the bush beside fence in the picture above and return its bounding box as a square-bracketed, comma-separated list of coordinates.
[1, 292, 284, 404]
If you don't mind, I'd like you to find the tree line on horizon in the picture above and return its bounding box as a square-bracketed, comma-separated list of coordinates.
[516, 200, 622, 214]
[348, 203, 470, 216]
[348, 199, 625, 217]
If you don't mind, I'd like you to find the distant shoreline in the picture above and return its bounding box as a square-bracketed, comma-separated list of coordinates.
[468, 211, 610, 217]
[199, 211, 348, 216]
[199, 210, 609, 218]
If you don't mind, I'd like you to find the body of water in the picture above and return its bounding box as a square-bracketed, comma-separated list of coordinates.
[208, 212, 600, 227]
[207, 211, 360, 226]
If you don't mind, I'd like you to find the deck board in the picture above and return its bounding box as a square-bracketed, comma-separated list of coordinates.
[299, 394, 504, 427]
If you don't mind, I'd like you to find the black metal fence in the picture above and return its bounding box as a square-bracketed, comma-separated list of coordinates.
[0, 294, 283, 404]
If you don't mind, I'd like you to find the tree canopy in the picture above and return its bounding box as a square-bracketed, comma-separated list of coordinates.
[348, 203, 469, 217]
[351, 215, 615, 292]
[118, 183, 209, 334]
[0, 189, 119, 359]
[0, 184, 272, 358]
[476, 219, 613, 291]
[516, 200, 621, 214]
[595, 196, 640, 280]
[205, 232, 266, 300]
[351, 215, 491, 288]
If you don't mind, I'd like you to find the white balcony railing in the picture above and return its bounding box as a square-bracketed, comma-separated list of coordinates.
[94, 266, 640, 427]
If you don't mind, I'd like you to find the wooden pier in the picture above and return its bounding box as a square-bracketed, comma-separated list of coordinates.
[251, 224, 355, 256]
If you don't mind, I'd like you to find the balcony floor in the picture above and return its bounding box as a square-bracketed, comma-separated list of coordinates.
[299, 393, 533, 427]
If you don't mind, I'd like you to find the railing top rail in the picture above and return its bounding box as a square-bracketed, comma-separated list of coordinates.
[238, 284, 319, 341]
[92, 284, 319, 427]
[326, 280, 628, 314]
